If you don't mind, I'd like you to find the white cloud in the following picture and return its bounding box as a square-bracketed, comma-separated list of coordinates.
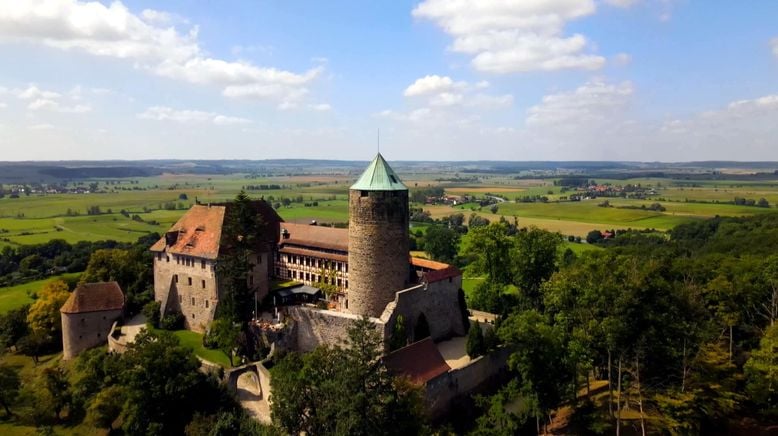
[11, 85, 92, 113]
[28, 123, 55, 130]
[0, 102, 7, 109]
[404, 75, 465, 97]
[603, 0, 638, 7]
[772, 37, 778, 57]
[138, 106, 251, 125]
[0, 1, 321, 106]
[307, 103, 332, 111]
[412, 0, 606, 73]
[612, 52, 632, 66]
[526, 80, 633, 126]
[140, 9, 171, 24]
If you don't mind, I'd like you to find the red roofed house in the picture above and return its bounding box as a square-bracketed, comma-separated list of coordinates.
[60, 281, 124, 360]
[150, 200, 281, 332]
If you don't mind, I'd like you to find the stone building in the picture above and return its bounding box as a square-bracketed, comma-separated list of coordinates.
[60, 281, 124, 360]
[348, 153, 410, 317]
[150, 200, 280, 332]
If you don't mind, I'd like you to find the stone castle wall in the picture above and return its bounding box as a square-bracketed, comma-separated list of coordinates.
[62, 308, 122, 360]
[153, 254, 219, 332]
[348, 189, 409, 317]
[380, 277, 466, 344]
[424, 346, 511, 419]
[289, 306, 385, 352]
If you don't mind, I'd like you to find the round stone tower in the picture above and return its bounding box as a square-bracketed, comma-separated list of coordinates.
[348, 153, 410, 317]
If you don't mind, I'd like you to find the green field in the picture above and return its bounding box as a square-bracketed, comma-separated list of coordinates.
[0, 273, 81, 314]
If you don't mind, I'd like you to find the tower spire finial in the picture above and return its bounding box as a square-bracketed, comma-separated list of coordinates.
[377, 127, 380, 154]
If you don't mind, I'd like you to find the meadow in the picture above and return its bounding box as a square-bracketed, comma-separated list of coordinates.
[3, 171, 778, 249]
[0, 273, 81, 314]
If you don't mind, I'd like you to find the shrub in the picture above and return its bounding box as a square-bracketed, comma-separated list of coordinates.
[160, 312, 184, 330]
[142, 301, 161, 328]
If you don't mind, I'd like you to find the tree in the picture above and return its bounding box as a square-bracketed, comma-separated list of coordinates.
[461, 222, 512, 285]
[388, 315, 408, 351]
[0, 304, 30, 349]
[86, 385, 125, 429]
[512, 227, 561, 306]
[490, 204, 499, 214]
[586, 230, 603, 244]
[744, 324, 778, 415]
[206, 318, 240, 366]
[423, 225, 460, 264]
[143, 300, 161, 328]
[119, 330, 204, 434]
[0, 363, 21, 416]
[27, 279, 70, 336]
[466, 322, 485, 358]
[498, 310, 572, 433]
[270, 317, 425, 436]
[42, 366, 71, 420]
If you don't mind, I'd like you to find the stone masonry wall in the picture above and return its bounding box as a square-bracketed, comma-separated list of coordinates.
[290, 306, 385, 352]
[380, 277, 466, 344]
[348, 189, 409, 317]
[153, 254, 218, 332]
[62, 309, 122, 360]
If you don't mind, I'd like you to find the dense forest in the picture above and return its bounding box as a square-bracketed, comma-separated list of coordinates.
[456, 214, 778, 434]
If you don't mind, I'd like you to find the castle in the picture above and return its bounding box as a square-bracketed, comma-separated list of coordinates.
[151, 153, 467, 344]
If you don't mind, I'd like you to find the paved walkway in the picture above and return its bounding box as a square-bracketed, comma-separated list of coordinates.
[436, 336, 471, 370]
[237, 370, 272, 424]
[114, 313, 147, 346]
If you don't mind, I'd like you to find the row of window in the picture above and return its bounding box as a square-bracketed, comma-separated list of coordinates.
[179, 294, 210, 309]
[156, 252, 208, 269]
[173, 275, 207, 289]
[279, 268, 347, 288]
[281, 254, 348, 272]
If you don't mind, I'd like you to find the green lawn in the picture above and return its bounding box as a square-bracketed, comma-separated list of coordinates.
[171, 329, 233, 368]
[0, 273, 81, 314]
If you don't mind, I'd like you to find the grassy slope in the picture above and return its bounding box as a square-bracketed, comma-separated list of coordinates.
[0, 273, 81, 314]
[171, 329, 233, 368]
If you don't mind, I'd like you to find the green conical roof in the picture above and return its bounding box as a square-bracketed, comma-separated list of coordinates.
[350, 153, 407, 191]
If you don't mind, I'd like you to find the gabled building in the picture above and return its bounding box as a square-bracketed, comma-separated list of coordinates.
[150, 200, 281, 332]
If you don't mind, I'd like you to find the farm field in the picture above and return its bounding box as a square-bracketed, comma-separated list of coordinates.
[2, 171, 778, 246]
[0, 273, 82, 314]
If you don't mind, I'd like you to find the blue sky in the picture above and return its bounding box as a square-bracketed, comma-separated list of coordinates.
[0, 0, 776, 161]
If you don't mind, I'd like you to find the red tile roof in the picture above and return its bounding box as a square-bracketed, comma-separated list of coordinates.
[383, 337, 451, 385]
[60, 282, 124, 314]
[279, 246, 348, 263]
[150, 205, 225, 259]
[410, 257, 451, 271]
[422, 266, 461, 283]
[280, 223, 348, 252]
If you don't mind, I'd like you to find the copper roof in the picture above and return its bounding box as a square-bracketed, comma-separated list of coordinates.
[383, 338, 451, 385]
[150, 205, 226, 259]
[279, 246, 348, 263]
[60, 282, 124, 314]
[279, 223, 348, 252]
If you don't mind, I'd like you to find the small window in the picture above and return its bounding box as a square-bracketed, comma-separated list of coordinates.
[192, 313, 195, 319]
[79, 335, 82, 339]
[188, 277, 192, 286]
[338, 279, 342, 287]
[97, 333, 101, 338]
[166, 255, 170, 262]
[275, 268, 280, 276]
[191, 297, 195, 305]
[249, 275, 254, 286]
[202, 259, 206, 269]
[202, 280, 206, 288]
[205, 300, 209, 308]
[345, 280, 348, 288]
[174, 274, 179, 283]
[305, 273, 310, 281]
[361, 190, 368, 197]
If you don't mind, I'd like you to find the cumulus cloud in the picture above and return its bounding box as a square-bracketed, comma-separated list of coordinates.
[404, 75, 465, 97]
[12, 85, 92, 113]
[0, 1, 323, 107]
[403, 74, 512, 109]
[138, 106, 251, 125]
[526, 80, 633, 126]
[412, 0, 605, 73]
[603, 0, 639, 7]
